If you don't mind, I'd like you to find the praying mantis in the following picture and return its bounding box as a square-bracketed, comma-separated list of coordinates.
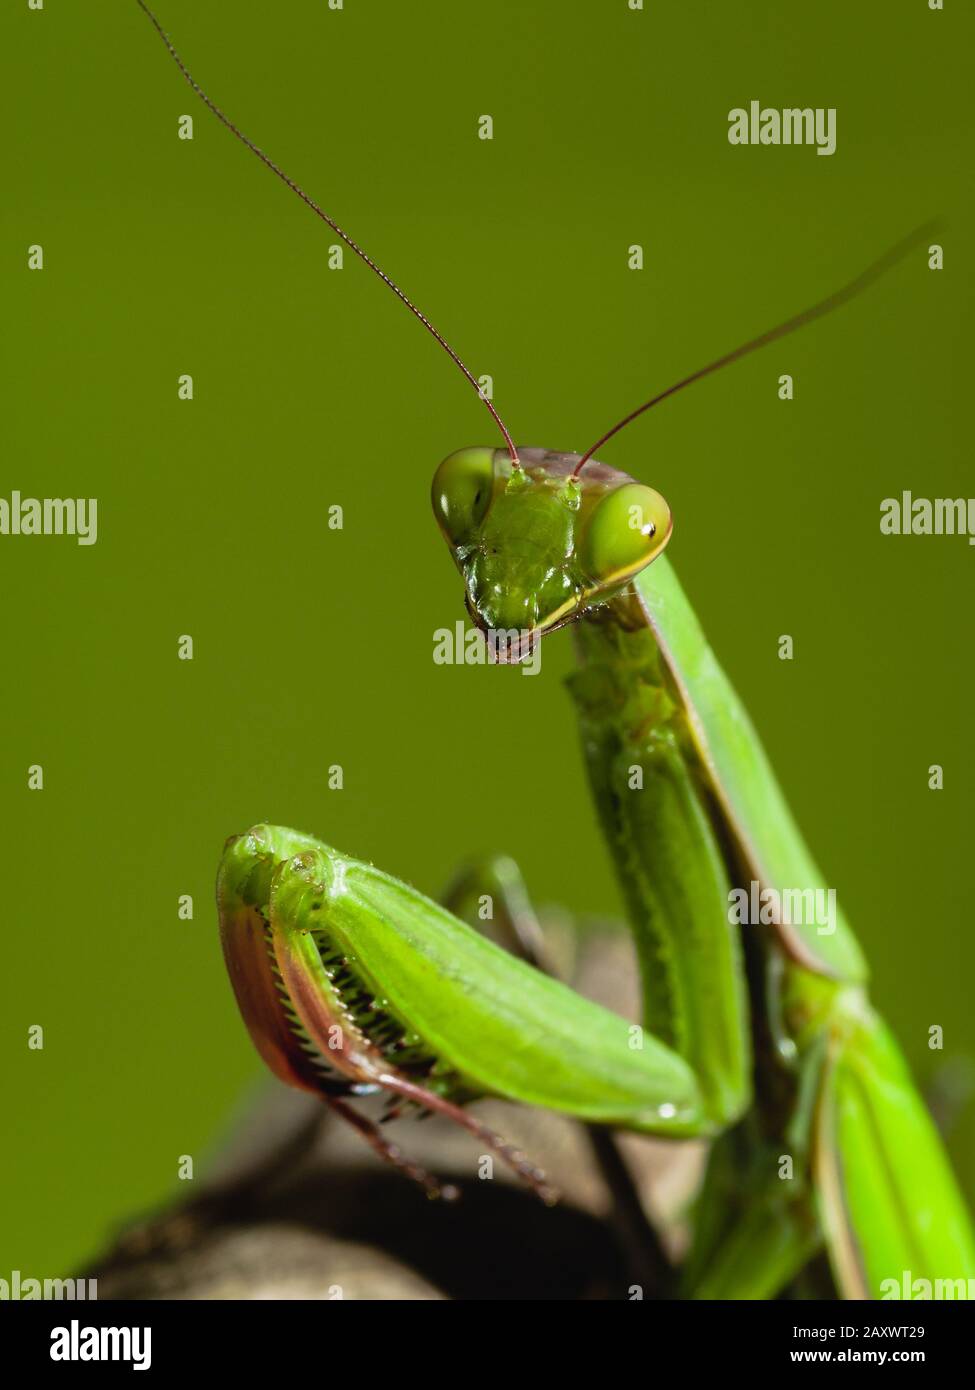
[138, 3, 975, 1298]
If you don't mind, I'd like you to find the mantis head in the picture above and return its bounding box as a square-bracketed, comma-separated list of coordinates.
[432, 447, 672, 654]
[135, 6, 929, 663]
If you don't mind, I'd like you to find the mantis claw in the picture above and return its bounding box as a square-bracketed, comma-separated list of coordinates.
[325, 1095, 453, 1202]
[219, 827, 558, 1205]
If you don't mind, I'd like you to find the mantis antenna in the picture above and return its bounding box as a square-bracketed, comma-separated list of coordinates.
[134, 0, 522, 468]
[572, 221, 938, 476]
[136, 3, 934, 486]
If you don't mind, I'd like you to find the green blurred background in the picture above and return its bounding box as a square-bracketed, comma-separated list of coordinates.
[2, 0, 973, 1277]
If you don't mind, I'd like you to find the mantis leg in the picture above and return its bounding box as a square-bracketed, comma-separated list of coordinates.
[679, 1120, 822, 1299]
[439, 854, 815, 1299]
[441, 853, 679, 1291]
[687, 977, 975, 1299]
[569, 614, 753, 1132]
[377, 853, 549, 1136]
[324, 1093, 458, 1201]
[219, 823, 750, 1219]
[811, 994, 975, 1298]
[440, 854, 555, 972]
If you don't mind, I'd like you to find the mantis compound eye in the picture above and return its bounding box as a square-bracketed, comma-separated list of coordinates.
[579, 482, 672, 587]
[431, 447, 496, 545]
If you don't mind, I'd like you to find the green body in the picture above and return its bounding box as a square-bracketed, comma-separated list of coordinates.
[134, 0, 971, 1299]
[574, 552, 974, 1298]
[219, 445, 975, 1299]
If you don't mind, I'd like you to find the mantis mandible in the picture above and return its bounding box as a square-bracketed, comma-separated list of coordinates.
[138, 2, 975, 1299]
